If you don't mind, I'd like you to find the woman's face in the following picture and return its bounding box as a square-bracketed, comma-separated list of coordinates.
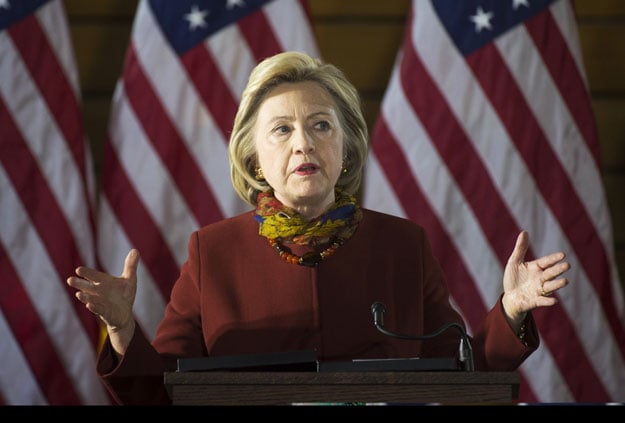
[254, 81, 344, 218]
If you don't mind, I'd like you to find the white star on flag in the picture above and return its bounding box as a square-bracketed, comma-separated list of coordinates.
[470, 6, 494, 32]
[227, 0, 246, 9]
[184, 5, 209, 31]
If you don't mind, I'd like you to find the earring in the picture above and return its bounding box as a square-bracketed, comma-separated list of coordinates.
[341, 159, 348, 175]
[255, 167, 265, 181]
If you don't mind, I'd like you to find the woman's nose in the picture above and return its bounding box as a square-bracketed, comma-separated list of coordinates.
[292, 130, 315, 154]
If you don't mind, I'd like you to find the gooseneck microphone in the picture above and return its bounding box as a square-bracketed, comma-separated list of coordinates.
[371, 302, 474, 371]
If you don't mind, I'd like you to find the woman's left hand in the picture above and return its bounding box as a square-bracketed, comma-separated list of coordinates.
[501, 231, 570, 329]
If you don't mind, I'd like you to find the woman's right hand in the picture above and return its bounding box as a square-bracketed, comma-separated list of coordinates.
[67, 249, 140, 355]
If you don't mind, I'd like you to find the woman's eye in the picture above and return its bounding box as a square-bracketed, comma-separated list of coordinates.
[274, 125, 290, 135]
[315, 121, 330, 131]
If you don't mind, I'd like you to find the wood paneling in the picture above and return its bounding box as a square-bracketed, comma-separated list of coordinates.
[579, 25, 625, 93]
[71, 23, 132, 93]
[594, 99, 625, 169]
[313, 22, 404, 95]
[82, 97, 112, 180]
[572, 1, 625, 282]
[64, 0, 138, 17]
[308, 0, 410, 17]
[574, 0, 625, 17]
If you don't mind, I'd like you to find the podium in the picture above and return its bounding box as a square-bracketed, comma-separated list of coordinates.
[164, 370, 520, 405]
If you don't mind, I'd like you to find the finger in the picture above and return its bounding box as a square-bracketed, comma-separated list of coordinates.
[75, 265, 116, 284]
[537, 295, 559, 307]
[541, 277, 569, 296]
[535, 250, 566, 271]
[74, 290, 100, 308]
[121, 249, 140, 280]
[83, 298, 108, 319]
[542, 260, 571, 281]
[67, 276, 99, 294]
[507, 231, 529, 265]
[73, 289, 109, 315]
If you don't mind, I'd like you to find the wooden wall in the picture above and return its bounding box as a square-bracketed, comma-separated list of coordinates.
[65, 0, 625, 290]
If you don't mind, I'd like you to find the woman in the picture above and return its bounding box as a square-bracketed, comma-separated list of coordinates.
[67, 51, 570, 405]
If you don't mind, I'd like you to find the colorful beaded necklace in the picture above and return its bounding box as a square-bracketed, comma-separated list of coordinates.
[267, 238, 342, 267]
[255, 189, 362, 267]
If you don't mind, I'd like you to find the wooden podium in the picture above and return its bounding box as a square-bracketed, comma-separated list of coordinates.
[164, 371, 520, 405]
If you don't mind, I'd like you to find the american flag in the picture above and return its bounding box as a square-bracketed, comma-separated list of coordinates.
[0, 0, 108, 404]
[362, 0, 625, 402]
[98, 0, 319, 364]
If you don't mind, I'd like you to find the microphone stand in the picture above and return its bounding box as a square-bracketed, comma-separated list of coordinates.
[371, 302, 474, 371]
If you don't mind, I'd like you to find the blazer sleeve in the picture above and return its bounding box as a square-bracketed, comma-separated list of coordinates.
[470, 294, 539, 371]
[96, 326, 173, 405]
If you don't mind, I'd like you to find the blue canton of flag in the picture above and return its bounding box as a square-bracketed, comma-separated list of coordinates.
[150, 0, 273, 54]
[0, 0, 48, 31]
[433, 0, 558, 54]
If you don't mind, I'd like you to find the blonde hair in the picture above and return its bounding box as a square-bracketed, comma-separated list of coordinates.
[228, 51, 369, 206]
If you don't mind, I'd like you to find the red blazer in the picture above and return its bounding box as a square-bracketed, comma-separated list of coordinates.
[97, 209, 538, 405]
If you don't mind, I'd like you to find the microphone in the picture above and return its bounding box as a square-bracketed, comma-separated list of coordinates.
[371, 301, 474, 371]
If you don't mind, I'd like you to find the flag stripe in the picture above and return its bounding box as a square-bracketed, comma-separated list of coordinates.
[400, 38, 520, 266]
[0, 101, 109, 404]
[525, 10, 600, 164]
[181, 45, 239, 143]
[238, 10, 281, 61]
[496, 14, 613, 264]
[0, 180, 109, 405]
[130, 1, 246, 225]
[8, 8, 99, 257]
[0, 308, 46, 405]
[263, 0, 319, 55]
[107, 89, 202, 266]
[101, 139, 181, 299]
[6, 12, 97, 266]
[516, 4, 624, 319]
[8, 14, 88, 185]
[0, 242, 82, 404]
[0, 132, 107, 406]
[0, 100, 98, 342]
[205, 24, 257, 106]
[122, 46, 224, 226]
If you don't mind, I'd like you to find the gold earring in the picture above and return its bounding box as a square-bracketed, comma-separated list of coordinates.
[341, 159, 348, 175]
[255, 167, 265, 181]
